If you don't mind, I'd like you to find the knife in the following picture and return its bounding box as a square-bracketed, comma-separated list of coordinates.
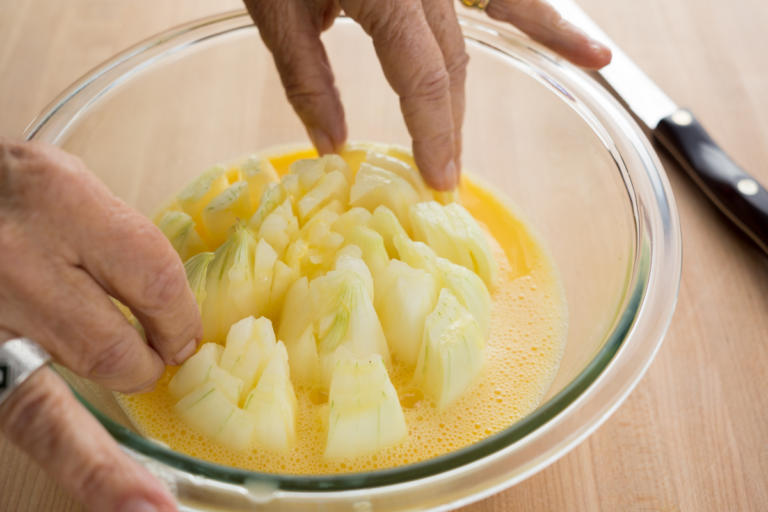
[549, 0, 768, 255]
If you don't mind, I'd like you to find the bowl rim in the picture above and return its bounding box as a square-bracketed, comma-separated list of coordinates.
[25, 9, 682, 494]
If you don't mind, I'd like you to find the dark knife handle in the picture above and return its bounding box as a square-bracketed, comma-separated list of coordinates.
[654, 109, 768, 254]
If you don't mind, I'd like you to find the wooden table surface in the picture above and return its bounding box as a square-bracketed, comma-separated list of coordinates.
[1, 0, 767, 510]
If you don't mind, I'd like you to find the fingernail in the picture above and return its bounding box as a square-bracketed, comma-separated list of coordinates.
[119, 499, 158, 512]
[590, 41, 612, 63]
[442, 160, 459, 190]
[173, 339, 197, 365]
[308, 127, 334, 155]
[427, 160, 458, 191]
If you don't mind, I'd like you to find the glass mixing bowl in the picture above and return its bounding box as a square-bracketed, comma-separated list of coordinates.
[25, 10, 681, 511]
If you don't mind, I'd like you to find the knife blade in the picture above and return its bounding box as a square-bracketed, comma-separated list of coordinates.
[549, 0, 768, 255]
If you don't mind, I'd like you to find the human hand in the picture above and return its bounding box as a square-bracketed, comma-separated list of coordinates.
[244, 0, 611, 190]
[0, 139, 203, 511]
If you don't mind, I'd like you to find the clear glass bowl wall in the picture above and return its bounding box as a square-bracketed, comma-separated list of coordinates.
[26, 11, 681, 511]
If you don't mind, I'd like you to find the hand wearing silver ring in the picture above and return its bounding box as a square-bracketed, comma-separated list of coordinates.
[0, 140, 193, 512]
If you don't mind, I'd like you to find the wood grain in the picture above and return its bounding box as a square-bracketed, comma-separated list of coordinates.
[1, 0, 767, 510]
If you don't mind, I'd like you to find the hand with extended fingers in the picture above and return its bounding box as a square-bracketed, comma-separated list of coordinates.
[245, 0, 611, 190]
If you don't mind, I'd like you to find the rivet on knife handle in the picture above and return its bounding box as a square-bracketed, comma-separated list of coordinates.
[654, 109, 768, 254]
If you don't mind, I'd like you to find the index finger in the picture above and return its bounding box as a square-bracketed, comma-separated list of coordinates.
[340, 0, 459, 190]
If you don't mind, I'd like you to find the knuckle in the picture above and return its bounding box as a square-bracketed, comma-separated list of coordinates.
[137, 249, 187, 312]
[117, 214, 188, 312]
[78, 337, 127, 380]
[79, 335, 142, 384]
[0, 139, 35, 173]
[286, 86, 338, 115]
[0, 140, 42, 203]
[0, 139, 89, 212]
[446, 50, 469, 81]
[411, 67, 451, 103]
[271, 52, 336, 113]
[342, 0, 385, 32]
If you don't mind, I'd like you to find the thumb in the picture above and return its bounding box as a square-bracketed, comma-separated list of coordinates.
[0, 366, 177, 512]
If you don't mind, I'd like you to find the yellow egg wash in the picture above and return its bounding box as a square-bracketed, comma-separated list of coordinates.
[118, 145, 567, 475]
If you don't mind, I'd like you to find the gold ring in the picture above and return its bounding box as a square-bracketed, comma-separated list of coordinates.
[459, 0, 490, 10]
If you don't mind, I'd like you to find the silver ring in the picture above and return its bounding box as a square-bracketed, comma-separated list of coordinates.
[0, 337, 51, 407]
